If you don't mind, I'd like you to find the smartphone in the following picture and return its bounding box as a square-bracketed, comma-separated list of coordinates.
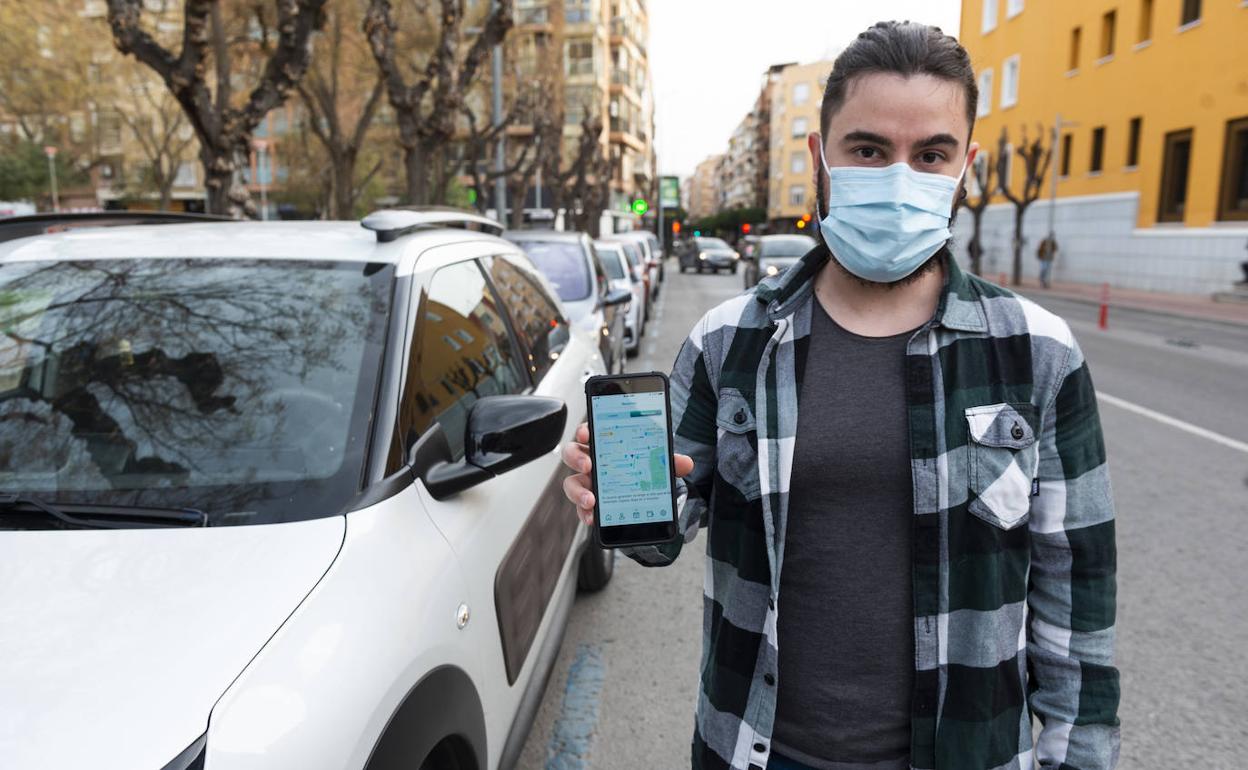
[585, 372, 680, 548]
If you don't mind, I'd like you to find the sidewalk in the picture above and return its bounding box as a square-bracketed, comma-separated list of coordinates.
[996, 276, 1248, 328]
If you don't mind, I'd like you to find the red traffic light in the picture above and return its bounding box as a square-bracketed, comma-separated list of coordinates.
[742, 223, 751, 234]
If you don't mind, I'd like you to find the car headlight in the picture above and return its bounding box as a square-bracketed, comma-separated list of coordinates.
[698, 252, 708, 261]
[765, 265, 780, 276]
[161, 734, 206, 770]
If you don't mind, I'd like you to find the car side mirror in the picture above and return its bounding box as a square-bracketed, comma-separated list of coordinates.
[603, 288, 631, 308]
[412, 395, 568, 500]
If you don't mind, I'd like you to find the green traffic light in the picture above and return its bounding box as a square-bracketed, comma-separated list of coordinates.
[693, 230, 701, 237]
[631, 198, 649, 216]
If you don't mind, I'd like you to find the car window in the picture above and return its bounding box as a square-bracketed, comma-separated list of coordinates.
[597, 247, 627, 280]
[588, 244, 609, 298]
[482, 255, 570, 384]
[620, 243, 643, 268]
[697, 238, 732, 250]
[760, 236, 816, 258]
[512, 241, 592, 302]
[397, 261, 527, 464]
[0, 258, 392, 525]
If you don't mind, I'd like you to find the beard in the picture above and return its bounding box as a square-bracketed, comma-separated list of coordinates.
[814, 171, 953, 291]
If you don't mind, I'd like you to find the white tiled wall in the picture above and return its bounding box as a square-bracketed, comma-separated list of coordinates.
[950, 192, 1248, 295]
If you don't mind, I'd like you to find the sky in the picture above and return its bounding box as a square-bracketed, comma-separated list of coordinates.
[649, 0, 963, 179]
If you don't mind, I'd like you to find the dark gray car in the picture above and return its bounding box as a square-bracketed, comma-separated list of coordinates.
[742, 234, 817, 288]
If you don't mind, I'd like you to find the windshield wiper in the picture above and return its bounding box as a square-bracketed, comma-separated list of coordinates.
[0, 493, 208, 529]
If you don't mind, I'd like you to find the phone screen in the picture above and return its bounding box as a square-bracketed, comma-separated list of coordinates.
[590, 389, 675, 528]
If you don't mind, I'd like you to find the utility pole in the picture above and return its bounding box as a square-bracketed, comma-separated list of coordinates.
[254, 140, 269, 221]
[43, 146, 60, 212]
[490, 0, 507, 223]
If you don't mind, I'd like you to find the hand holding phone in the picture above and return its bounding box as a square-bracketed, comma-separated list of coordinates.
[561, 424, 693, 525]
[578, 373, 684, 548]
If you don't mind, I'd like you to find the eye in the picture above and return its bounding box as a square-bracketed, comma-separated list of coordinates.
[918, 151, 946, 165]
[853, 146, 882, 161]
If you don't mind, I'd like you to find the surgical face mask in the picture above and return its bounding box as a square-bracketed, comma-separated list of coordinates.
[818, 147, 965, 283]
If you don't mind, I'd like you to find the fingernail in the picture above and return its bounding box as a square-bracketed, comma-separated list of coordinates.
[581, 460, 591, 473]
[581, 493, 593, 507]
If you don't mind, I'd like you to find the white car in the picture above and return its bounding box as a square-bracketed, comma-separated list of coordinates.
[594, 240, 646, 357]
[0, 209, 614, 770]
[601, 232, 660, 301]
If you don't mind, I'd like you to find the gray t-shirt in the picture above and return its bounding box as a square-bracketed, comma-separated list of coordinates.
[771, 301, 916, 770]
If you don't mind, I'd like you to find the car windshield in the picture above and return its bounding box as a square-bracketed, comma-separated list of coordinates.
[0, 258, 392, 527]
[596, 247, 627, 280]
[514, 241, 591, 301]
[620, 243, 643, 268]
[760, 236, 816, 258]
[697, 238, 732, 251]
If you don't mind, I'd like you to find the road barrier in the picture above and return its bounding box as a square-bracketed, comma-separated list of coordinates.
[1099, 282, 1110, 330]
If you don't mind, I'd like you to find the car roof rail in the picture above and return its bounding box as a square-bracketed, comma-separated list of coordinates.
[0, 211, 233, 244]
[361, 206, 504, 242]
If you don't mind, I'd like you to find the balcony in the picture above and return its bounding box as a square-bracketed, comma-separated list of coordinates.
[516, 4, 550, 25]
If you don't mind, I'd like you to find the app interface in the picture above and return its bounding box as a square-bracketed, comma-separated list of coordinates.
[591, 391, 673, 528]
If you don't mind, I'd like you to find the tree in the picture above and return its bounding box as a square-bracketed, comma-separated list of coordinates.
[996, 125, 1051, 286]
[296, 1, 385, 219]
[106, 0, 329, 218]
[0, 140, 91, 204]
[557, 111, 611, 236]
[363, 0, 512, 206]
[959, 153, 997, 276]
[113, 60, 197, 210]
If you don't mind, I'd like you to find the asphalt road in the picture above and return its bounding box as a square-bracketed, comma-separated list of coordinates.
[519, 265, 1248, 769]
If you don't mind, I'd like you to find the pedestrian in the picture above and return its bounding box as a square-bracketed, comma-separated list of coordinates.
[562, 21, 1119, 770]
[1037, 233, 1058, 289]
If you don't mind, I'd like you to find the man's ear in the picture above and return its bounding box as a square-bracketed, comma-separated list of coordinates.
[964, 142, 980, 175]
[807, 131, 824, 191]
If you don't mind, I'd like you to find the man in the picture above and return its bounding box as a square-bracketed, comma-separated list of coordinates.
[562, 21, 1119, 770]
[1037, 234, 1058, 289]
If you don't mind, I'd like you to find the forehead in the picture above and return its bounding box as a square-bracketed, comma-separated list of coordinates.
[830, 72, 970, 143]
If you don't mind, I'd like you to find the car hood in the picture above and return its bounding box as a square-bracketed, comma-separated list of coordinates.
[702, 248, 737, 257]
[0, 516, 345, 770]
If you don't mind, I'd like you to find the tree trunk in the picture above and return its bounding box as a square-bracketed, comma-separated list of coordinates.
[970, 210, 984, 276]
[201, 144, 235, 217]
[332, 152, 356, 219]
[1012, 205, 1027, 286]
[158, 174, 174, 211]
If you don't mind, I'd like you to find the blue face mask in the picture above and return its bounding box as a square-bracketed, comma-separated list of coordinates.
[818, 148, 966, 283]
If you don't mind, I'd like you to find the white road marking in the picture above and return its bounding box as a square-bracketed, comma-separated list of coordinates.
[1098, 392, 1248, 455]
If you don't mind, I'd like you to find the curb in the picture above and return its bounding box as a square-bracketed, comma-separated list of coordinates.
[1017, 289, 1248, 331]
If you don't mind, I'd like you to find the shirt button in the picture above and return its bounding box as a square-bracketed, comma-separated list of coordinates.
[1011, 423, 1025, 440]
[753, 742, 767, 753]
[764, 673, 775, 686]
[734, 409, 746, 425]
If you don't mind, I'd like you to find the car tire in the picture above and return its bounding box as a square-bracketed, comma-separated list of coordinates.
[731, 264, 738, 274]
[679, 265, 687, 274]
[578, 541, 615, 592]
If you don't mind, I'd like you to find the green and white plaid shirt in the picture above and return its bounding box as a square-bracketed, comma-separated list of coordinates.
[627, 246, 1119, 770]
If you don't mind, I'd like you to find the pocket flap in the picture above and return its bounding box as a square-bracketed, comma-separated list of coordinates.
[965, 402, 1036, 449]
[716, 388, 756, 434]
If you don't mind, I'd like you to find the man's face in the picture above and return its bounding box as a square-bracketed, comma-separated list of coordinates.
[809, 71, 978, 219]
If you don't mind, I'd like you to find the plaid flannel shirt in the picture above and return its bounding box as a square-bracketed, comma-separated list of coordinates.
[626, 246, 1120, 770]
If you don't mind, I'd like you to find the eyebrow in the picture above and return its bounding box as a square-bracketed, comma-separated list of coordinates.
[840, 131, 962, 151]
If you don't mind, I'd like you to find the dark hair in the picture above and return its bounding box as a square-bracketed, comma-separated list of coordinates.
[819, 21, 978, 138]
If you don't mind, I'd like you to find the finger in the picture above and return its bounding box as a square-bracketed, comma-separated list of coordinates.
[562, 473, 594, 511]
[561, 441, 592, 473]
[575, 422, 589, 443]
[674, 453, 694, 478]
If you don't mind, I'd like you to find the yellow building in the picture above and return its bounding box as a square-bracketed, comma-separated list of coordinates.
[767, 60, 836, 230]
[958, 0, 1248, 294]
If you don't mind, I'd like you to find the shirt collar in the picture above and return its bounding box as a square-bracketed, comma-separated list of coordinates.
[754, 242, 988, 333]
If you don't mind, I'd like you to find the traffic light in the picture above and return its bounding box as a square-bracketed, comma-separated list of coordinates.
[693, 230, 701, 237]
[672, 221, 681, 234]
[741, 223, 752, 234]
[796, 219, 806, 229]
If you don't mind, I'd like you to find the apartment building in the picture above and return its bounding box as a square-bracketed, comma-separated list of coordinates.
[688, 153, 725, 219]
[767, 59, 835, 231]
[958, 0, 1248, 294]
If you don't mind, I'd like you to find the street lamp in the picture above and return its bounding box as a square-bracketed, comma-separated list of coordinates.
[489, 0, 507, 222]
[1048, 113, 1079, 239]
[253, 139, 269, 221]
[43, 145, 59, 213]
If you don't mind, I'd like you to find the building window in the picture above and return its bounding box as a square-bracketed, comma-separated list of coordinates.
[789, 185, 805, 206]
[1006, 0, 1024, 18]
[792, 116, 808, 138]
[173, 162, 196, 187]
[1217, 116, 1248, 221]
[1180, 0, 1201, 27]
[1158, 128, 1193, 223]
[1090, 126, 1106, 173]
[977, 68, 994, 117]
[793, 83, 810, 105]
[982, 0, 998, 33]
[565, 0, 592, 23]
[1138, 0, 1154, 42]
[1069, 27, 1082, 70]
[1001, 55, 1020, 108]
[1100, 10, 1117, 58]
[1061, 134, 1073, 176]
[1127, 117, 1142, 167]
[565, 38, 595, 76]
[790, 153, 806, 174]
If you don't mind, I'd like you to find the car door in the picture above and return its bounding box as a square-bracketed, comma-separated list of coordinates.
[586, 242, 622, 374]
[403, 246, 588, 764]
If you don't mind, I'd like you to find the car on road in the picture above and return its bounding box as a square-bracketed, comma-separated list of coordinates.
[504, 229, 631, 376]
[0, 209, 615, 770]
[680, 235, 740, 274]
[742, 234, 818, 288]
[595, 240, 646, 357]
[601, 231, 660, 300]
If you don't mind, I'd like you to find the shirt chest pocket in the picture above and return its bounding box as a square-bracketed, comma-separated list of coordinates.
[965, 402, 1039, 530]
[715, 388, 761, 501]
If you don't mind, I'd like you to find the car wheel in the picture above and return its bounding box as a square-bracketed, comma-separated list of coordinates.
[731, 264, 738, 274]
[679, 265, 687, 274]
[418, 737, 475, 770]
[578, 541, 615, 592]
